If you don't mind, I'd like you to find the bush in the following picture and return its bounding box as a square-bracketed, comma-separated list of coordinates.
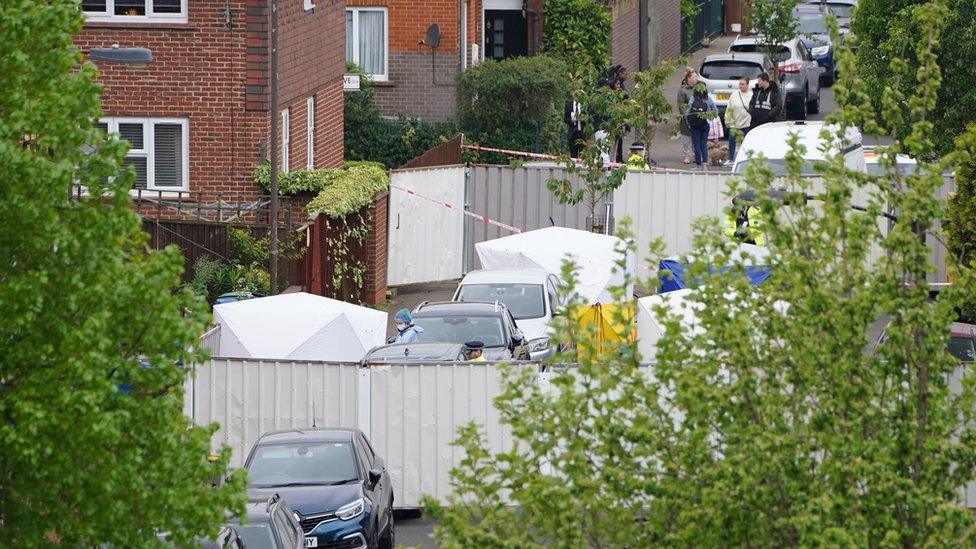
[456, 54, 570, 159]
[253, 160, 386, 197]
[344, 63, 457, 168]
[306, 161, 390, 218]
[542, 0, 612, 76]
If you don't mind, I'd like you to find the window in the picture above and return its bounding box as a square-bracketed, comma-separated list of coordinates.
[306, 97, 315, 169]
[457, 284, 546, 319]
[699, 61, 765, 80]
[98, 118, 189, 191]
[81, 0, 187, 23]
[345, 8, 388, 79]
[280, 109, 289, 173]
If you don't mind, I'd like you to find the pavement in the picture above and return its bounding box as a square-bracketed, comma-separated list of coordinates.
[396, 516, 438, 548]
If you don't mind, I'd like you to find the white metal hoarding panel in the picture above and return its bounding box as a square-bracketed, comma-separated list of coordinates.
[190, 359, 361, 467]
[387, 166, 466, 286]
[368, 363, 522, 508]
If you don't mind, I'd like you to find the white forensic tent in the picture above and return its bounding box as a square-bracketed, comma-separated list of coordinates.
[636, 289, 704, 362]
[213, 292, 388, 362]
[475, 227, 636, 304]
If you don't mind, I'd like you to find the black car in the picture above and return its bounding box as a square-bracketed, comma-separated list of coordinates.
[245, 429, 395, 549]
[410, 301, 532, 360]
[227, 494, 305, 549]
[794, 4, 840, 85]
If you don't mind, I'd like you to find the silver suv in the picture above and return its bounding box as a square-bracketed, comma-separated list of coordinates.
[698, 52, 777, 120]
[730, 35, 823, 119]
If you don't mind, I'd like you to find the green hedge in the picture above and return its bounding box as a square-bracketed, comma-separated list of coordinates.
[456, 54, 569, 159]
[542, 0, 612, 75]
[253, 161, 389, 219]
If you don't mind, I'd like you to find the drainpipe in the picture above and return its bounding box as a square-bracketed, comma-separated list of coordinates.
[460, 0, 467, 71]
[638, 0, 649, 69]
[462, 164, 472, 274]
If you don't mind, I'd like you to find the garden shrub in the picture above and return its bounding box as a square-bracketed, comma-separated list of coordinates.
[542, 0, 612, 75]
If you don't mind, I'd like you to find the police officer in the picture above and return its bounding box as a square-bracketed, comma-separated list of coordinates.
[724, 190, 766, 246]
[464, 341, 487, 362]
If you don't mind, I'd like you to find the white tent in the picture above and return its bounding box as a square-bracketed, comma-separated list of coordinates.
[213, 292, 387, 362]
[636, 289, 704, 362]
[475, 227, 636, 304]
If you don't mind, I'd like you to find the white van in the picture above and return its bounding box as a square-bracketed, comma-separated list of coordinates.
[732, 120, 865, 175]
[452, 268, 562, 360]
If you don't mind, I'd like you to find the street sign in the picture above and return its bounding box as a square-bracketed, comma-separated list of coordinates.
[343, 74, 360, 91]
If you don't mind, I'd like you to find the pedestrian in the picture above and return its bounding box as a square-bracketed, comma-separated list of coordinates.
[627, 142, 649, 170]
[724, 76, 753, 166]
[464, 341, 487, 362]
[685, 83, 716, 171]
[748, 72, 783, 130]
[611, 66, 630, 164]
[564, 93, 585, 158]
[392, 308, 423, 344]
[677, 68, 701, 166]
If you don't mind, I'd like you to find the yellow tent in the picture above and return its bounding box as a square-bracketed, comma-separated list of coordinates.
[568, 302, 636, 355]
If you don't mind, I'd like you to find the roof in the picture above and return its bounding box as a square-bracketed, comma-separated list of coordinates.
[737, 121, 862, 161]
[364, 342, 464, 362]
[414, 301, 508, 316]
[701, 52, 770, 64]
[460, 268, 550, 284]
[256, 429, 358, 445]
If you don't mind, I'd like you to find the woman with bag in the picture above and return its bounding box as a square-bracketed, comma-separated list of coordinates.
[724, 77, 753, 166]
[686, 84, 717, 171]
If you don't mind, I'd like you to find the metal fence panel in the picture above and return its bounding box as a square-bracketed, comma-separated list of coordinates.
[387, 166, 467, 286]
[189, 359, 361, 467]
[464, 165, 592, 271]
[368, 363, 525, 508]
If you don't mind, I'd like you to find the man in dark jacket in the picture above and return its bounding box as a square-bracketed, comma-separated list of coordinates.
[564, 95, 586, 158]
[748, 73, 783, 129]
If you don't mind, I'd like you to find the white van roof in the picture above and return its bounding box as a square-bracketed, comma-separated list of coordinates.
[737, 121, 862, 162]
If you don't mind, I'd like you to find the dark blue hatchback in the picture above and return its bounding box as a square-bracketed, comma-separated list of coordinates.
[245, 429, 395, 549]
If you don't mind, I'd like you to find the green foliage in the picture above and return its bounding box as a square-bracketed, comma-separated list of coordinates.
[852, 0, 976, 156]
[305, 161, 389, 218]
[0, 1, 245, 544]
[680, 0, 703, 48]
[945, 126, 976, 294]
[430, 4, 976, 545]
[614, 58, 684, 157]
[542, 0, 612, 77]
[344, 63, 457, 168]
[456, 55, 570, 159]
[189, 228, 306, 303]
[745, 0, 800, 53]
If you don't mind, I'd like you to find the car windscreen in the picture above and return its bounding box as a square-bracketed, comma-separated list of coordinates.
[700, 61, 765, 80]
[457, 283, 546, 319]
[230, 524, 276, 549]
[949, 337, 976, 362]
[733, 159, 826, 175]
[413, 315, 507, 347]
[247, 442, 359, 488]
[729, 44, 791, 62]
[797, 14, 829, 34]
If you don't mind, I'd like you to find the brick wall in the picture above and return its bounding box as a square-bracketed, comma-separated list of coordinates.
[75, 0, 344, 199]
[611, 0, 640, 71]
[373, 51, 458, 121]
[656, 0, 682, 60]
[724, 0, 748, 35]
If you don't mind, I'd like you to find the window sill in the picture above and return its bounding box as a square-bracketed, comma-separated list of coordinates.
[83, 21, 195, 31]
[373, 80, 395, 88]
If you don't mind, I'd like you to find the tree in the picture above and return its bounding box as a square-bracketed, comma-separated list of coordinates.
[745, 0, 800, 54]
[0, 2, 245, 545]
[542, 0, 612, 78]
[945, 127, 976, 267]
[852, 0, 976, 156]
[428, 4, 976, 545]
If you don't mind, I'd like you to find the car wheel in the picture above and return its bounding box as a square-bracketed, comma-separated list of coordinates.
[379, 503, 395, 549]
[807, 88, 820, 114]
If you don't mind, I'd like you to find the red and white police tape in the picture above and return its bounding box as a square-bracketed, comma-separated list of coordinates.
[390, 183, 523, 234]
[460, 143, 628, 169]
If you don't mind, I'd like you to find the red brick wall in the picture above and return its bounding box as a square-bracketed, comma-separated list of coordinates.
[75, 0, 344, 199]
[348, 0, 460, 54]
[612, 0, 640, 71]
[656, 0, 682, 59]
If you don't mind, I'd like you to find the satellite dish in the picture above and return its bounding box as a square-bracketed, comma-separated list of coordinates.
[426, 24, 441, 49]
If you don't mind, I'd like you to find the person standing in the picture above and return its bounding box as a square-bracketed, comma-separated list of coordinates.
[392, 308, 424, 344]
[748, 72, 783, 130]
[464, 341, 487, 362]
[564, 94, 585, 158]
[676, 68, 700, 165]
[611, 66, 630, 164]
[724, 77, 753, 166]
[627, 142, 650, 170]
[686, 84, 716, 170]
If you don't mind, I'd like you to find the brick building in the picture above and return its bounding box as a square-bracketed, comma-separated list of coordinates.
[346, 0, 685, 122]
[75, 0, 346, 199]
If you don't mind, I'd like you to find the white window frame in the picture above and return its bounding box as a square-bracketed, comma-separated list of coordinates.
[281, 109, 290, 174]
[306, 97, 315, 169]
[99, 117, 190, 192]
[81, 0, 188, 24]
[346, 7, 389, 81]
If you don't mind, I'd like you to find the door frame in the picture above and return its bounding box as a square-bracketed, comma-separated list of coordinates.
[481, 0, 523, 62]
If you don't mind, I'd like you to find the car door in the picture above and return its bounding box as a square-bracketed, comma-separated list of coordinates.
[796, 41, 818, 95]
[354, 435, 390, 539]
[272, 502, 303, 549]
[506, 310, 529, 359]
[359, 434, 392, 527]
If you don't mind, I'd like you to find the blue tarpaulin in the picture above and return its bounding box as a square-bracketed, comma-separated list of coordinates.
[658, 258, 771, 293]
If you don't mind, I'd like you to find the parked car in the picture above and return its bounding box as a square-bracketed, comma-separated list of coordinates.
[950, 322, 976, 363]
[245, 429, 395, 549]
[731, 120, 865, 175]
[411, 301, 532, 360]
[728, 36, 823, 119]
[363, 342, 467, 364]
[805, 0, 857, 28]
[863, 146, 917, 176]
[452, 268, 562, 360]
[157, 525, 245, 548]
[226, 494, 305, 549]
[793, 4, 841, 85]
[698, 52, 778, 121]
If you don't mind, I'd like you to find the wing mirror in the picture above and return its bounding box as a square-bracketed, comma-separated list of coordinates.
[367, 469, 382, 489]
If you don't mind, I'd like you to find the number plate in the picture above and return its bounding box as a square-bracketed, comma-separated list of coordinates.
[305, 537, 318, 547]
[714, 93, 730, 101]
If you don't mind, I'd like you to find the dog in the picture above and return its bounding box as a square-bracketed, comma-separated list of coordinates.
[707, 139, 729, 166]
